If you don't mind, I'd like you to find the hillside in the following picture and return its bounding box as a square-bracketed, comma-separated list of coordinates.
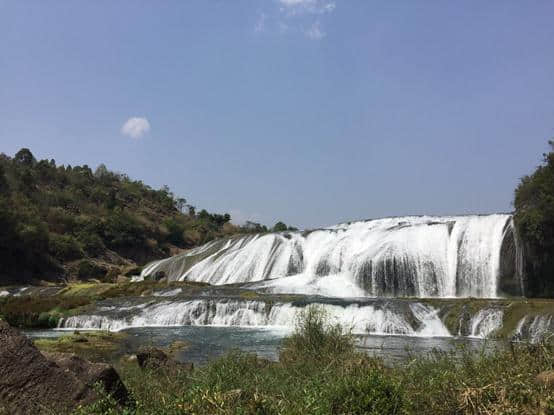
[0, 148, 279, 284]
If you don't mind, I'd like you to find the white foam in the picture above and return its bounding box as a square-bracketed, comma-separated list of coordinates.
[59, 299, 451, 338]
[141, 214, 518, 298]
[469, 309, 503, 338]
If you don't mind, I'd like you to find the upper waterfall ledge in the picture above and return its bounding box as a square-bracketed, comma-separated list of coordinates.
[140, 214, 523, 299]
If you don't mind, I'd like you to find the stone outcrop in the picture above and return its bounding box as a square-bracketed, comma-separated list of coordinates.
[136, 346, 193, 372]
[43, 352, 130, 407]
[0, 320, 95, 414]
[0, 320, 128, 414]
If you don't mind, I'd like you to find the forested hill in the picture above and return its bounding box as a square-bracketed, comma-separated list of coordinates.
[0, 148, 291, 284]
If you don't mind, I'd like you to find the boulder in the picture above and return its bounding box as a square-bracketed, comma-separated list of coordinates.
[42, 352, 130, 407]
[536, 370, 554, 388]
[0, 320, 96, 414]
[136, 347, 193, 372]
[116, 275, 131, 283]
[136, 346, 170, 369]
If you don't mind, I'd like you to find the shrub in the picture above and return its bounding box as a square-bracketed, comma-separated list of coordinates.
[48, 233, 84, 261]
[77, 232, 105, 257]
[280, 305, 356, 366]
[163, 217, 186, 246]
[320, 370, 403, 415]
[78, 260, 107, 279]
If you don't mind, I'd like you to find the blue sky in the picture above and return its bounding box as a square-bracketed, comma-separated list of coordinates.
[1, 1, 553, 229]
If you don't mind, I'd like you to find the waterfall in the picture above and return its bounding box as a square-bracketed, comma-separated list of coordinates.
[58, 299, 450, 338]
[514, 315, 554, 343]
[468, 309, 503, 338]
[141, 214, 521, 298]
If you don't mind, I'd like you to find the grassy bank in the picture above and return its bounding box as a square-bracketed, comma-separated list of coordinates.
[34, 331, 128, 362]
[0, 281, 209, 328]
[67, 306, 554, 415]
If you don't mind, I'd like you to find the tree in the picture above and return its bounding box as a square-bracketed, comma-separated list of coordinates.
[14, 148, 36, 166]
[514, 140, 554, 297]
[175, 197, 187, 213]
[243, 221, 268, 233]
[273, 221, 288, 232]
[0, 164, 9, 194]
[94, 163, 109, 179]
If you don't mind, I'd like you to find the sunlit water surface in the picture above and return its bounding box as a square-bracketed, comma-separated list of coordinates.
[25, 326, 504, 365]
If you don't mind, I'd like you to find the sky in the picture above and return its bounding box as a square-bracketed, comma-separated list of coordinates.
[1, 1, 553, 229]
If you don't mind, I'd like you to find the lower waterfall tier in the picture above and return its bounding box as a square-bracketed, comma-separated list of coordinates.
[58, 296, 553, 343]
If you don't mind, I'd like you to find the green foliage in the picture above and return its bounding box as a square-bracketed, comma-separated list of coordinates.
[514, 141, 554, 296]
[101, 212, 145, 249]
[13, 148, 36, 166]
[0, 148, 252, 283]
[163, 217, 186, 246]
[272, 221, 298, 232]
[78, 260, 107, 280]
[77, 232, 106, 257]
[319, 371, 403, 415]
[49, 233, 84, 261]
[0, 295, 89, 328]
[280, 305, 356, 366]
[399, 343, 554, 414]
[272, 222, 288, 232]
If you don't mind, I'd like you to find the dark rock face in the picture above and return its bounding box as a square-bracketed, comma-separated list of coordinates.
[43, 352, 130, 407]
[136, 346, 193, 372]
[0, 320, 129, 414]
[0, 320, 95, 414]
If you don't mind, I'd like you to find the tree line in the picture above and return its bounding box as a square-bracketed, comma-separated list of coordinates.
[0, 149, 296, 283]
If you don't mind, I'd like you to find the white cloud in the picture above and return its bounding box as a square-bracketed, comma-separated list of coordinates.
[121, 117, 150, 139]
[254, 0, 335, 40]
[305, 21, 325, 39]
[255, 12, 267, 33]
[278, 0, 335, 16]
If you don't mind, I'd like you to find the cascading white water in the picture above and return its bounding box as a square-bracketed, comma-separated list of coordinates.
[59, 299, 451, 337]
[514, 315, 553, 343]
[468, 309, 504, 338]
[141, 214, 520, 298]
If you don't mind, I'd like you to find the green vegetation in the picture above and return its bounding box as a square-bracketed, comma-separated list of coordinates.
[34, 331, 128, 362]
[0, 148, 296, 285]
[0, 281, 209, 328]
[271, 221, 298, 232]
[68, 306, 553, 415]
[514, 141, 554, 297]
[0, 295, 91, 328]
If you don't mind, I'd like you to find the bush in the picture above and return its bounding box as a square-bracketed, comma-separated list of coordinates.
[102, 212, 145, 249]
[321, 371, 403, 415]
[78, 260, 107, 279]
[163, 217, 186, 246]
[48, 233, 84, 261]
[37, 311, 60, 328]
[77, 232, 105, 257]
[280, 305, 356, 366]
